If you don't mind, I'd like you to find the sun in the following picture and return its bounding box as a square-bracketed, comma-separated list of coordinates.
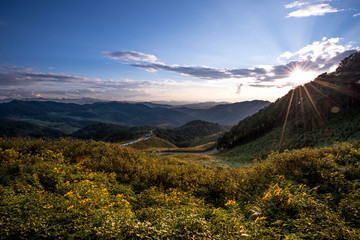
[288, 69, 317, 86]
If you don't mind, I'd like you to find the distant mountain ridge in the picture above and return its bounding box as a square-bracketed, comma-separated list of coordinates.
[177, 101, 270, 126]
[0, 99, 269, 133]
[70, 120, 227, 148]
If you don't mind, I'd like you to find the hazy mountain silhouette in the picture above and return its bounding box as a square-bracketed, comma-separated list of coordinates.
[0, 100, 269, 133]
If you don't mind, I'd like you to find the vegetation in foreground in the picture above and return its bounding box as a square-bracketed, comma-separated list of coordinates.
[1, 137, 359, 239]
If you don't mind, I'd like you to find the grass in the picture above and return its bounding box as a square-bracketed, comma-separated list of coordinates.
[130, 136, 217, 153]
[161, 142, 216, 153]
[129, 136, 176, 150]
[215, 128, 282, 165]
[188, 134, 220, 147]
[1, 137, 359, 239]
[216, 114, 360, 166]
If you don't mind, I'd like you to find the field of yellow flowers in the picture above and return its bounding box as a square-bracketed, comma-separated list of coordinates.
[0, 137, 359, 239]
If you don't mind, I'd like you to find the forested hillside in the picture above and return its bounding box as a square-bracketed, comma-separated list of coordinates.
[70, 123, 151, 143]
[154, 120, 227, 147]
[217, 52, 360, 160]
[0, 118, 64, 138]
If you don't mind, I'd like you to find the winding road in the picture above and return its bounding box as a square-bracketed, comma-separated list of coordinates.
[121, 137, 150, 146]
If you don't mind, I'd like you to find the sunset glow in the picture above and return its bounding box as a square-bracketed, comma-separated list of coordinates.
[288, 69, 317, 86]
[0, 0, 359, 102]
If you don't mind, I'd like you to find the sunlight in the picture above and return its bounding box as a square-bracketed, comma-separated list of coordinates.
[288, 69, 317, 86]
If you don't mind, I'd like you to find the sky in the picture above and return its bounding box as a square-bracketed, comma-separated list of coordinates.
[0, 0, 360, 103]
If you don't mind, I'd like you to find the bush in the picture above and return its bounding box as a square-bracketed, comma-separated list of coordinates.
[0, 137, 359, 239]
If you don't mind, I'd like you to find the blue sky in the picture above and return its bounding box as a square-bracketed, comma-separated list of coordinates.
[0, 0, 359, 103]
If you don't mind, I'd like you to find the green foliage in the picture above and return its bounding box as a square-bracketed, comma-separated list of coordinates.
[155, 120, 226, 147]
[71, 123, 152, 143]
[1, 137, 360, 239]
[0, 118, 65, 138]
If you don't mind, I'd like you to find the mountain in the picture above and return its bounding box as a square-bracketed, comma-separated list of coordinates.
[0, 100, 269, 133]
[154, 120, 228, 147]
[217, 52, 360, 161]
[70, 123, 151, 142]
[0, 97, 108, 104]
[177, 100, 270, 126]
[71, 120, 227, 148]
[177, 101, 230, 109]
[0, 118, 64, 138]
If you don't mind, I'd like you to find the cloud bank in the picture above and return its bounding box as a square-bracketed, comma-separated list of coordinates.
[0, 65, 165, 100]
[285, 1, 342, 18]
[1, 38, 358, 102]
[103, 38, 358, 88]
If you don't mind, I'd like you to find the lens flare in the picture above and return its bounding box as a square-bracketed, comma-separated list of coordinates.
[288, 69, 317, 86]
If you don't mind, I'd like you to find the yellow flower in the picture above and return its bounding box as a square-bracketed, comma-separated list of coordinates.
[262, 191, 272, 200]
[66, 205, 74, 211]
[64, 190, 73, 197]
[225, 199, 236, 206]
[212, 207, 221, 215]
[254, 216, 267, 223]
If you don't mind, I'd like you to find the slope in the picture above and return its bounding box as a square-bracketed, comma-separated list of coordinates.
[0, 118, 65, 138]
[154, 120, 228, 147]
[217, 52, 360, 162]
[1, 137, 359, 239]
[70, 123, 152, 143]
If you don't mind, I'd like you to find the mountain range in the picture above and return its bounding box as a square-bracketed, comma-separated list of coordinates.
[0, 99, 269, 134]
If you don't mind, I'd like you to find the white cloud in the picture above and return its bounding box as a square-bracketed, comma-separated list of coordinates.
[283, 37, 351, 62]
[285, 1, 342, 18]
[278, 51, 295, 61]
[354, 12, 360, 17]
[101, 51, 158, 62]
[102, 38, 357, 91]
[285, 1, 307, 9]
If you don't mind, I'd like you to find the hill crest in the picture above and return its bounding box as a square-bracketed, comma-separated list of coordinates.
[217, 52, 360, 158]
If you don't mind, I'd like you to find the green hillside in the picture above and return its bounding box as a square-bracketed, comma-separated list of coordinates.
[71, 123, 151, 143]
[1, 138, 360, 239]
[0, 118, 65, 138]
[155, 120, 228, 147]
[217, 52, 360, 163]
[71, 120, 225, 149]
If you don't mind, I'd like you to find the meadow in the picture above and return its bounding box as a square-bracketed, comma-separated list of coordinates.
[1, 137, 359, 239]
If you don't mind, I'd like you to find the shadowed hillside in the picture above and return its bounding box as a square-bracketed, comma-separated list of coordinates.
[217, 52, 360, 161]
[154, 120, 228, 147]
[0, 100, 269, 133]
[0, 118, 64, 138]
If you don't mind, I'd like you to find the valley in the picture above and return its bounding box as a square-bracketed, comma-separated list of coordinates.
[1, 52, 360, 239]
[2, 0, 360, 238]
